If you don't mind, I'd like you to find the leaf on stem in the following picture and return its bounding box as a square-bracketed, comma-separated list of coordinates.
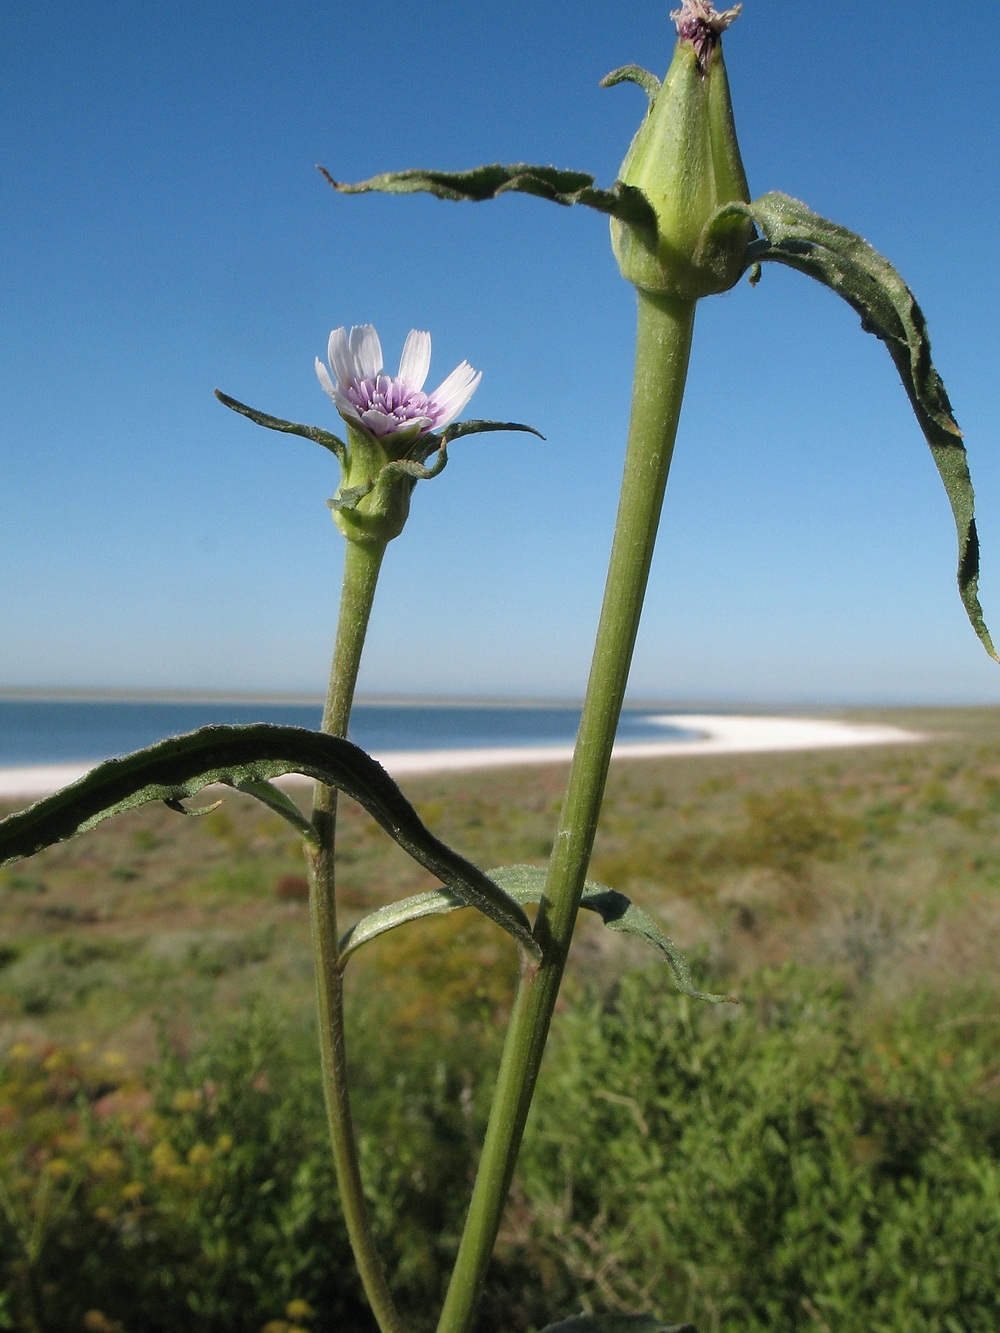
[215, 390, 347, 462]
[321, 163, 657, 239]
[441, 419, 545, 444]
[339, 863, 732, 1002]
[0, 725, 539, 956]
[734, 191, 996, 661]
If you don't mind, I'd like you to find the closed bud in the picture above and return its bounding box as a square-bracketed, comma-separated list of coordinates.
[612, 2, 751, 300]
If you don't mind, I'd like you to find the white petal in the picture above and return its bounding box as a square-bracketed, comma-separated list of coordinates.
[430, 362, 482, 428]
[315, 357, 338, 399]
[397, 329, 431, 391]
[327, 327, 354, 389]
[350, 325, 383, 381]
[332, 389, 360, 421]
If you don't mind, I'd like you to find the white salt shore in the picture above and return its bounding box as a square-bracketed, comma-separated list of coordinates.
[0, 714, 924, 803]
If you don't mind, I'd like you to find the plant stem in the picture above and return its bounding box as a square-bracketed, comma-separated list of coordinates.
[308, 536, 407, 1333]
[436, 289, 697, 1333]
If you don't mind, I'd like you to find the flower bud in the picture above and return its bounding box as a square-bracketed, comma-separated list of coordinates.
[611, 2, 751, 300]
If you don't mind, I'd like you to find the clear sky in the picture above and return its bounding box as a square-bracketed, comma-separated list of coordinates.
[4, 0, 1000, 705]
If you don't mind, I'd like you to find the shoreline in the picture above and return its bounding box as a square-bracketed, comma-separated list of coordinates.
[0, 714, 925, 802]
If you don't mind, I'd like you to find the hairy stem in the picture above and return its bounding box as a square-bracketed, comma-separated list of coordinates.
[307, 537, 406, 1333]
[436, 289, 697, 1333]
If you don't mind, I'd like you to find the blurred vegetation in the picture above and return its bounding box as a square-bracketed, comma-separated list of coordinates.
[2, 707, 1000, 1329]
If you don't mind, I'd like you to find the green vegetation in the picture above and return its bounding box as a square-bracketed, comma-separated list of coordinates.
[3, 707, 1000, 1330]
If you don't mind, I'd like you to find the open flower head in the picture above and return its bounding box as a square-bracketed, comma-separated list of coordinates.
[316, 325, 481, 443]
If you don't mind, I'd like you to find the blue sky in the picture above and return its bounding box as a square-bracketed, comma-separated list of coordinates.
[4, 0, 1000, 705]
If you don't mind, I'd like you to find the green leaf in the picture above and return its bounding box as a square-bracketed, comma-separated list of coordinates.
[740, 191, 996, 661]
[321, 162, 657, 238]
[539, 1316, 697, 1333]
[490, 866, 733, 1004]
[233, 779, 319, 846]
[440, 418, 545, 445]
[0, 725, 538, 956]
[328, 479, 375, 512]
[340, 864, 732, 1003]
[215, 390, 347, 462]
[339, 887, 467, 959]
[600, 65, 661, 105]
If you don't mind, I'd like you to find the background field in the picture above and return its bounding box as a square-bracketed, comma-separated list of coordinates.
[3, 708, 1000, 1331]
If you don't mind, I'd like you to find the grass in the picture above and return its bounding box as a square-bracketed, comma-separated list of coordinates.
[3, 706, 1000, 1330]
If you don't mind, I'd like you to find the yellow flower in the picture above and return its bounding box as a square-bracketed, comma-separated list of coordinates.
[151, 1142, 178, 1171]
[89, 1148, 124, 1178]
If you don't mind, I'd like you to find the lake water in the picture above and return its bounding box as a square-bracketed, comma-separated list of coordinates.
[0, 701, 702, 767]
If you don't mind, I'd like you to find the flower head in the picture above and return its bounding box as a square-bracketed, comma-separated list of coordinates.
[316, 325, 481, 442]
[612, 0, 749, 298]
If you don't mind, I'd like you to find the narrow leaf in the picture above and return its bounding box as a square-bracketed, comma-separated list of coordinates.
[490, 866, 733, 1004]
[600, 64, 662, 104]
[0, 725, 538, 955]
[215, 390, 347, 462]
[339, 863, 731, 1002]
[322, 163, 657, 238]
[339, 887, 467, 959]
[441, 419, 545, 444]
[742, 191, 995, 659]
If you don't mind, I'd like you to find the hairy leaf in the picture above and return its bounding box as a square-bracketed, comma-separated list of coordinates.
[739, 191, 995, 660]
[600, 65, 662, 104]
[215, 390, 347, 461]
[0, 725, 538, 954]
[340, 864, 731, 1002]
[490, 866, 733, 1003]
[441, 418, 544, 444]
[322, 163, 657, 238]
[339, 887, 467, 959]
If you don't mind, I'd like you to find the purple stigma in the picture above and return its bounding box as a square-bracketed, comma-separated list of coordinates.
[671, 1, 741, 71]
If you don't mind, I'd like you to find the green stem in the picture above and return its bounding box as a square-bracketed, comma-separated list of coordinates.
[308, 537, 407, 1333]
[436, 289, 697, 1333]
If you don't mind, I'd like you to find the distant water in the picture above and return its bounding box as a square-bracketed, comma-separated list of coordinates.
[0, 701, 701, 767]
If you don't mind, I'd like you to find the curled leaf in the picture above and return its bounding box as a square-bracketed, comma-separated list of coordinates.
[441, 419, 544, 444]
[0, 725, 538, 956]
[600, 65, 662, 104]
[490, 866, 733, 1003]
[738, 191, 995, 660]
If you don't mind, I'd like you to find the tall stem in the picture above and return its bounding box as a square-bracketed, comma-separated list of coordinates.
[436, 290, 697, 1333]
[308, 537, 407, 1333]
